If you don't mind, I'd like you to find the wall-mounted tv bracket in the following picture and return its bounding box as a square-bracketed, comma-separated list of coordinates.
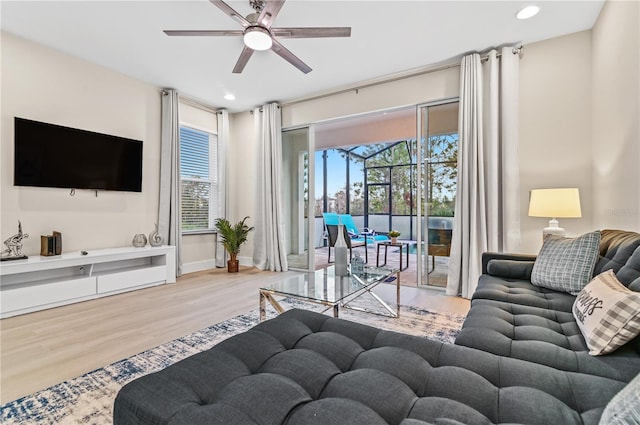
[69, 189, 99, 197]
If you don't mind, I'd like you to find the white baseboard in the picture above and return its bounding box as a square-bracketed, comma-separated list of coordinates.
[182, 256, 253, 274]
[181, 259, 216, 274]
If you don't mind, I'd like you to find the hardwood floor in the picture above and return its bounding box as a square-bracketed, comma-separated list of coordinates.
[0, 266, 469, 404]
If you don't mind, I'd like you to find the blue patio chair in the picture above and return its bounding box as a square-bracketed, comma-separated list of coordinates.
[338, 214, 390, 245]
[322, 212, 368, 263]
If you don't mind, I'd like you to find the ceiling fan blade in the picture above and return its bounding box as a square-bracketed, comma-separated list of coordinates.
[164, 30, 243, 37]
[209, 0, 250, 27]
[257, 0, 285, 28]
[271, 27, 351, 38]
[233, 46, 255, 73]
[270, 38, 311, 74]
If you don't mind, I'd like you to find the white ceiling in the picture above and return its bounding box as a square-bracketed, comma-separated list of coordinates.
[1, 0, 604, 112]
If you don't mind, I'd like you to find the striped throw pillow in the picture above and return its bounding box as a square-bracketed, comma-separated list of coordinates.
[531, 231, 601, 295]
[573, 270, 640, 355]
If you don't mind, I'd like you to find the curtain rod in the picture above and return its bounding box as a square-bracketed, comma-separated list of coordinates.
[280, 45, 522, 109]
[250, 104, 281, 114]
[179, 95, 220, 114]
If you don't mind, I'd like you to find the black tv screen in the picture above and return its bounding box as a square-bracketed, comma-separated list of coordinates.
[14, 117, 143, 192]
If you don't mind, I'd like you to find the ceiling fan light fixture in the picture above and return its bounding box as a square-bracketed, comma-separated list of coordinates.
[244, 26, 272, 51]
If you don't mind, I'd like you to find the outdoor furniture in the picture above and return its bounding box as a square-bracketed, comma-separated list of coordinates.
[322, 212, 389, 246]
[376, 240, 415, 271]
[428, 228, 452, 271]
[326, 224, 367, 263]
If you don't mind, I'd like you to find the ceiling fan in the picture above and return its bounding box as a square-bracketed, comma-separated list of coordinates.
[164, 0, 351, 74]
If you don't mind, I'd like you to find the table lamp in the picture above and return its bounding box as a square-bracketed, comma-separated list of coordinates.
[528, 188, 582, 237]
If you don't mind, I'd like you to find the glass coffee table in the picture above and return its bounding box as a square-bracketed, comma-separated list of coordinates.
[259, 265, 400, 321]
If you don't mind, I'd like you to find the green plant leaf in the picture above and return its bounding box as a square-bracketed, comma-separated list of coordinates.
[215, 216, 254, 257]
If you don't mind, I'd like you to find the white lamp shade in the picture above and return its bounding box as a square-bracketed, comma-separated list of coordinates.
[528, 188, 582, 218]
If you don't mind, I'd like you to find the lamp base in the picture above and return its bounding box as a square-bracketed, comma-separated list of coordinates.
[542, 218, 565, 238]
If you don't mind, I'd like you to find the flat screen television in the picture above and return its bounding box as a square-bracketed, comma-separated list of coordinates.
[14, 117, 143, 192]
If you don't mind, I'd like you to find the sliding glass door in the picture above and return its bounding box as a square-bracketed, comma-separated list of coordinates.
[281, 126, 315, 271]
[417, 101, 459, 287]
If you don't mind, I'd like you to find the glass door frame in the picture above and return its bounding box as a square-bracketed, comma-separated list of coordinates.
[281, 124, 316, 272]
[416, 98, 458, 287]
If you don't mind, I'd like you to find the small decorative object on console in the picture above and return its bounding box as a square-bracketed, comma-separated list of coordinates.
[1, 220, 29, 261]
[389, 230, 401, 244]
[40, 230, 63, 256]
[132, 234, 147, 247]
[148, 223, 163, 247]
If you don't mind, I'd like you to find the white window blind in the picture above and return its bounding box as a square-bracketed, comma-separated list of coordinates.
[180, 126, 218, 232]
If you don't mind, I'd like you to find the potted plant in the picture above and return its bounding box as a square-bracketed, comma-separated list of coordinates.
[215, 216, 254, 273]
[388, 230, 401, 244]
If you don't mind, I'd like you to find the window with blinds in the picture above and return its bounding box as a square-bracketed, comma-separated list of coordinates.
[180, 126, 217, 232]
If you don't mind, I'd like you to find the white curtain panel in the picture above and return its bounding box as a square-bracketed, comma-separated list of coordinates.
[158, 89, 182, 277]
[215, 110, 229, 268]
[253, 103, 289, 272]
[447, 47, 521, 298]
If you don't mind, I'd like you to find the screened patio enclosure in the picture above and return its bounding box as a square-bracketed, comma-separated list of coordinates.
[282, 102, 459, 288]
[315, 138, 453, 235]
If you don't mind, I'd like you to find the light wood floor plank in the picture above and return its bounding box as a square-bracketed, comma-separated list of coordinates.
[0, 267, 468, 404]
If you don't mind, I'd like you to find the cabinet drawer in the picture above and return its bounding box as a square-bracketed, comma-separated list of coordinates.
[1, 277, 96, 313]
[96, 265, 167, 294]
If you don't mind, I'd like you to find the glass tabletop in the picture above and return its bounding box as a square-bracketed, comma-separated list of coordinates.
[260, 265, 398, 304]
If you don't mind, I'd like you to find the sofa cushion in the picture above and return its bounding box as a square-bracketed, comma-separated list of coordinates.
[487, 259, 535, 280]
[473, 274, 577, 311]
[618, 247, 640, 291]
[531, 231, 601, 295]
[114, 308, 628, 425]
[599, 371, 640, 425]
[594, 230, 640, 278]
[573, 270, 640, 355]
[455, 298, 640, 381]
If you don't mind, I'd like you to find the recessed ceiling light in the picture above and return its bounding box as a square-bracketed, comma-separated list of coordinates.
[224, 94, 236, 101]
[516, 5, 540, 20]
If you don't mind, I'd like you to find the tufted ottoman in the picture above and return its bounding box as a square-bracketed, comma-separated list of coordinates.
[114, 308, 625, 425]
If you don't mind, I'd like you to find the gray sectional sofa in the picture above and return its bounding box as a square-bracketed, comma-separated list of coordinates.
[456, 229, 640, 382]
[114, 229, 640, 425]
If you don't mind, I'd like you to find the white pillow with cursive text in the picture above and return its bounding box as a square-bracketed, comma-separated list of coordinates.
[572, 270, 640, 355]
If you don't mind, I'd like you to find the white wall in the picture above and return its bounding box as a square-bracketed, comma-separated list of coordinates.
[1, 32, 162, 255]
[281, 67, 460, 128]
[519, 30, 594, 253]
[591, 0, 640, 231]
[228, 110, 256, 265]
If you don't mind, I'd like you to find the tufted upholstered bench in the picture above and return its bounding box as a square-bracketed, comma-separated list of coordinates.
[455, 229, 640, 380]
[114, 308, 628, 425]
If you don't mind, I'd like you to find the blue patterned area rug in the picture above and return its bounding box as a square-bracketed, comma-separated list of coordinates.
[0, 300, 465, 425]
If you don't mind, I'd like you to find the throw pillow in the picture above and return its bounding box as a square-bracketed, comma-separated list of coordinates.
[531, 230, 601, 295]
[599, 371, 640, 425]
[572, 270, 640, 355]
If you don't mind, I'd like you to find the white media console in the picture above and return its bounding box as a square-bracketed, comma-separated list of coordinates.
[0, 245, 176, 318]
